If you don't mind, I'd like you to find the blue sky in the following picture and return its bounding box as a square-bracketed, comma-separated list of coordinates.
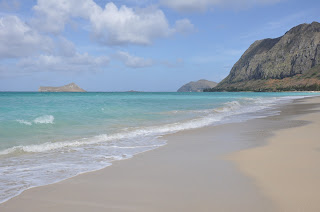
[0, 0, 319, 91]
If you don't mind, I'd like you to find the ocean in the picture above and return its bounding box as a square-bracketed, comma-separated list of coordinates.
[0, 92, 319, 203]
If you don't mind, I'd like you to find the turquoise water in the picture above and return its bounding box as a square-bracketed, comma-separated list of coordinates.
[0, 92, 319, 203]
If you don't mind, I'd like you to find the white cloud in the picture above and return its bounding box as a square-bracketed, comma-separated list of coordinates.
[0, 16, 53, 58]
[173, 19, 195, 34]
[31, 0, 98, 34]
[90, 3, 172, 45]
[161, 0, 283, 12]
[0, 14, 110, 74]
[57, 36, 76, 57]
[18, 53, 109, 73]
[160, 58, 184, 68]
[115, 51, 153, 68]
[161, 0, 210, 12]
[0, 0, 20, 12]
[191, 48, 245, 63]
[32, 0, 194, 45]
[240, 11, 312, 40]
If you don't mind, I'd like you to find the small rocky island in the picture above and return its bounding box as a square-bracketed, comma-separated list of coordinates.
[39, 83, 86, 92]
[177, 79, 217, 92]
[126, 90, 142, 92]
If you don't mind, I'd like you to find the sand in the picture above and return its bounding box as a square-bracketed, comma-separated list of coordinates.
[1, 96, 320, 211]
[230, 97, 320, 211]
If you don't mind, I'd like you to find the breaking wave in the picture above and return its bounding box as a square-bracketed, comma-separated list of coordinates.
[2, 97, 290, 156]
[16, 115, 54, 126]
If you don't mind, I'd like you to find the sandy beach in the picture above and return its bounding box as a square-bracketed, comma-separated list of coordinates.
[1, 96, 320, 212]
[230, 97, 320, 211]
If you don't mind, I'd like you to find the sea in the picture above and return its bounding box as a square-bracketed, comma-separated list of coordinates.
[0, 91, 319, 203]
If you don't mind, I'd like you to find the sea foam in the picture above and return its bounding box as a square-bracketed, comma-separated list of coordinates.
[16, 119, 32, 126]
[16, 115, 54, 126]
[33, 115, 54, 124]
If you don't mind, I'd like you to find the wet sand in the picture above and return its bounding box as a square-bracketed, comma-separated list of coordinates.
[1, 96, 320, 212]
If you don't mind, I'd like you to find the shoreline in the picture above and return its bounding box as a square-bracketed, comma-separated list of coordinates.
[1, 96, 320, 211]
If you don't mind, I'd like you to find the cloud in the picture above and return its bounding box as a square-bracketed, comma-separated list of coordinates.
[0, 16, 53, 58]
[160, 58, 184, 68]
[0, 49, 109, 77]
[191, 48, 245, 63]
[0, 14, 110, 74]
[0, 0, 20, 12]
[160, 0, 283, 12]
[105, 0, 157, 7]
[31, 0, 98, 34]
[115, 51, 153, 68]
[239, 11, 311, 40]
[173, 19, 195, 34]
[56, 36, 76, 57]
[32, 0, 194, 45]
[90, 3, 172, 45]
[18, 53, 109, 73]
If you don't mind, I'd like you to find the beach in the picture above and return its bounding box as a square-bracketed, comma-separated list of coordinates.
[229, 97, 320, 211]
[1, 96, 320, 211]
[1, 0, 320, 210]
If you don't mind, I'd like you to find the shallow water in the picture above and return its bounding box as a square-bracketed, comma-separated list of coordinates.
[0, 92, 319, 203]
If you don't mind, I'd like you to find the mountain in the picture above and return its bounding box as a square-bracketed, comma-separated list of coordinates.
[206, 21, 320, 92]
[177, 79, 218, 92]
[39, 83, 86, 92]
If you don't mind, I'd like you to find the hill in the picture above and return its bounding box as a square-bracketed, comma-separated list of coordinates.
[206, 21, 320, 92]
[39, 83, 86, 92]
[177, 79, 217, 92]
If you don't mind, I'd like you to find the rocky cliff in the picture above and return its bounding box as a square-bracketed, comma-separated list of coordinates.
[177, 79, 217, 92]
[208, 21, 320, 91]
[39, 83, 86, 92]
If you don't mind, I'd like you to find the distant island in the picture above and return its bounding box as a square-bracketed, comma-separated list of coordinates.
[39, 83, 86, 92]
[126, 90, 143, 92]
[205, 21, 320, 92]
[177, 79, 217, 92]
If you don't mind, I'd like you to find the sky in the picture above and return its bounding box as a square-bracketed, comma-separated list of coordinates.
[0, 0, 319, 91]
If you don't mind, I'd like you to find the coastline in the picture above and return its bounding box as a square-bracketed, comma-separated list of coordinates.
[1, 96, 320, 211]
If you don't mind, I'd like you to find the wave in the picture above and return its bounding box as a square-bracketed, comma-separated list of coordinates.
[2, 97, 290, 156]
[16, 115, 54, 126]
[5, 95, 309, 156]
[0, 95, 312, 205]
[33, 115, 54, 124]
[3, 101, 238, 155]
[214, 100, 241, 112]
[16, 119, 32, 126]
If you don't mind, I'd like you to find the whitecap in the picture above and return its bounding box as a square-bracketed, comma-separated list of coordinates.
[33, 115, 54, 124]
[16, 119, 32, 126]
